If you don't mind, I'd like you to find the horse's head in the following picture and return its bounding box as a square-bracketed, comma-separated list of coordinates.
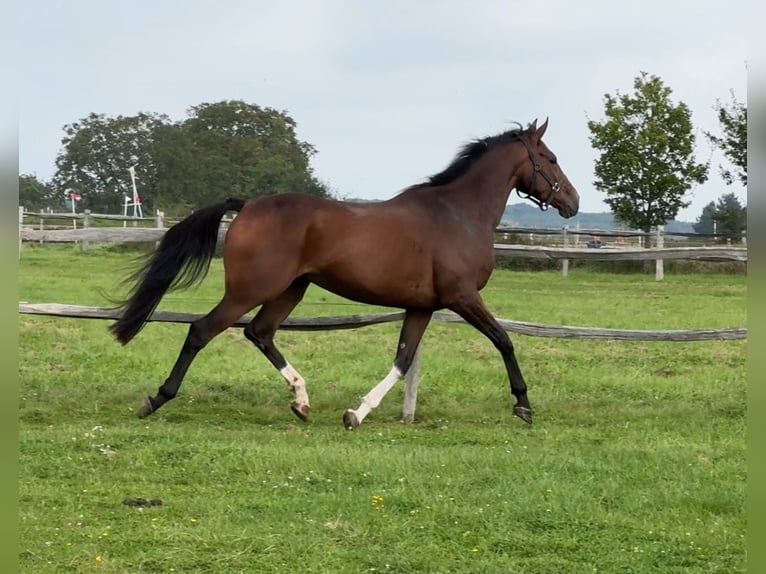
[515, 118, 579, 218]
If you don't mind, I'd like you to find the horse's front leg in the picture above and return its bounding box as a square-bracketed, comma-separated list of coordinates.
[343, 310, 432, 429]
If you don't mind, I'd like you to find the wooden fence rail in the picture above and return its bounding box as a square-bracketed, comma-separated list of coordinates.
[18, 302, 746, 422]
[17, 225, 747, 264]
[492, 244, 747, 262]
[19, 302, 747, 342]
[19, 208, 747, 284]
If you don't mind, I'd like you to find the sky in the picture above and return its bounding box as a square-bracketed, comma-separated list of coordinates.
[18, 0, 750, 221]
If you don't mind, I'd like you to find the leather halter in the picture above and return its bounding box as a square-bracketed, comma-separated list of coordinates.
[515, 137, 561, 211]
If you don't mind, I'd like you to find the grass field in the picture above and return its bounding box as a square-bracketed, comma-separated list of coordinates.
[19, 245, 746, 573]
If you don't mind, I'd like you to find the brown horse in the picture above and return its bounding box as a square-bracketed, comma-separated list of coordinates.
[110, 118, 579, 428]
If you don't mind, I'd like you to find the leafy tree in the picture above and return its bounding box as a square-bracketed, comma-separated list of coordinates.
[52, 101, 330, 216]
[712, 192, 746, 243]
[152, 101, 329, 210]
[705, 91, 747, 186]
[53, 112, 169, 214]
[692, 201, 716, 235]
[692, 193, 746, 243]
[19, 174, 57, 211]
[587, 72, 709, 234]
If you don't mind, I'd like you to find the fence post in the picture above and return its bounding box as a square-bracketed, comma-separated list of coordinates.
[82, 210, 91, 252]
[38, 210, 45, 245]
[402, 343, 422, 423]
[655, 225, 664, 281]
[155, 210, 164, 249]
[742, 230, 747, 246]
[18, 206, 24, 258]
[561, 225, 569, 278]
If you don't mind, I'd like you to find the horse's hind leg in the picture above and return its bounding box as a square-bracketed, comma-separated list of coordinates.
[243, 278, 311, 420]
[343, 309, 432, 430]
[138, 295, 252, 418]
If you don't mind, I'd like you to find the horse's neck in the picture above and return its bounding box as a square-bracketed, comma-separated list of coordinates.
[442, 149, 521, 230]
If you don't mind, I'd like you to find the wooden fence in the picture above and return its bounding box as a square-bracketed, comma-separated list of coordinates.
[19, 207, 747, 282]
[18, 302, 748, 423]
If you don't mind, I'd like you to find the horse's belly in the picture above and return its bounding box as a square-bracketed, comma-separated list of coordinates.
[308, 265, 438, 310]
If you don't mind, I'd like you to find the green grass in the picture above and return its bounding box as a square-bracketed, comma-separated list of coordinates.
[19, 244, 746, 573]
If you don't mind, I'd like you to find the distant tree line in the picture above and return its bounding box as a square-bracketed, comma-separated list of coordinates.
[20, 100, 330, 216]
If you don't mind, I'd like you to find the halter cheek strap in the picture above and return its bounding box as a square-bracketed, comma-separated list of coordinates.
[516, 138, 561, 211]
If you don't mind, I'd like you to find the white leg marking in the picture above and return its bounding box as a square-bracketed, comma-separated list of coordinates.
[402, 344, 422, 423]
[279, 363, 309, 406]
[346, 365, 402, 426]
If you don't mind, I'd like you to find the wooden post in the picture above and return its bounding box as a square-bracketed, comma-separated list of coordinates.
[742, 230, 747, 246]
[655, 225, 664, 281]
[38, 210, 44, 245]
[18, 206, 24, 258]
[155, 210, 164, 248]
[402, 343, 422, 423]
[561, 225, 569, 278]
[82, 210, 91, 251]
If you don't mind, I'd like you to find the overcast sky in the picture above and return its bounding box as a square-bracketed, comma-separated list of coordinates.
[19, 0, 749, 220]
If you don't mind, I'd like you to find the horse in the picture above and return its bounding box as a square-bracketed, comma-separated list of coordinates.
[110, 118, 579, 429]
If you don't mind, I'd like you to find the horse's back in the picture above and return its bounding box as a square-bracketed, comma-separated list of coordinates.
[224, 193, 443, 308]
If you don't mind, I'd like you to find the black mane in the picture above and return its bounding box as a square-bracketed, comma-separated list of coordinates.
[416, 123, 532, 189]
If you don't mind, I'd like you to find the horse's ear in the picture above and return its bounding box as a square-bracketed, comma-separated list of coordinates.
[529, 118, 538, 132]
[531, 117, 549, 143]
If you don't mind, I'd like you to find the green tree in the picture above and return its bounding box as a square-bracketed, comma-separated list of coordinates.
[151, 100, 329, 212]
[53, 112, 169, 213]
[712, 192, 746, 243]
[705, 91, 747, 186]
[19, 174, 57, 211]
[692, 193, 746, 242]
[692, 201, 716, 235]
[587, 72, 709, 234]
[53, 101, 330, 217]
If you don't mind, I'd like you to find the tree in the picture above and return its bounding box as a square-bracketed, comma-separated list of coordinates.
[705, 91, 747, 186]
[19, 174, 56, 211]
[692, 193, 746, 243]
[587, 72, 709, 234]
[692, 201, 716, 235]
[53, 112, 169, 213]
[151, 100, 330, 210]
[712, 192, 746, 243]
[52, 101, 330, 216]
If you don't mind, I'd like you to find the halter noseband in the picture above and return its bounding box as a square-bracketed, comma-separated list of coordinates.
[515, 137, 561, 211]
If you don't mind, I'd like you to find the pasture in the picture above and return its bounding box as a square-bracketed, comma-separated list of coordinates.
[19, 245, 746, 573]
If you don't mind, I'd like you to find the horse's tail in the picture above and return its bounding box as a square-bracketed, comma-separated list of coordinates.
[109, 197, 246, 345]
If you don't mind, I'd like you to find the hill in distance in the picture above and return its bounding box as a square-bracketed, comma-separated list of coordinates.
[501, 203, 694, 233]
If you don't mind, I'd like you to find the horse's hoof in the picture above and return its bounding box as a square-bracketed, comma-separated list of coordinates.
[137, 397, 154, 419]
[513, 405, 533, 424]
[290, 402, 310, 421]
[343, 410, 360, 431]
